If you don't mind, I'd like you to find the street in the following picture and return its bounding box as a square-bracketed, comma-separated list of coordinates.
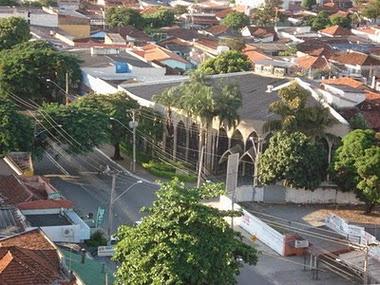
[34, 143, 275, 285]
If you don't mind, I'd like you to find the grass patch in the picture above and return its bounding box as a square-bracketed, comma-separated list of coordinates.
[142, 160, 196, 182]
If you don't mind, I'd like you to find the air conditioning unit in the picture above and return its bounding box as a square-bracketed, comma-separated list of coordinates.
[62, 228, 74, 238]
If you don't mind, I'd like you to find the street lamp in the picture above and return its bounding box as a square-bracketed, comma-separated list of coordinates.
[107, 178, 143, 244]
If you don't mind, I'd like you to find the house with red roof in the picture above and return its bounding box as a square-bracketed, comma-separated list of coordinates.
[319, 25, 352, 37]
[0, 229, 75, 285]
[241, 26, 277, 43]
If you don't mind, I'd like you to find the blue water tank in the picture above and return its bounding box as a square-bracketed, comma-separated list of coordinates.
[115, 62, 131, 73]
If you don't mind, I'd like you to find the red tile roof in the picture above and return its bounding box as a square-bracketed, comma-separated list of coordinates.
[321, 77, 364, 89]
[136, 44, 190, 64]
[215, 8, 233, 18]
[0, 229, 66, 285]
[245, 26, 276, 39]
[244, 49, 271, 63]
[331, 51, 380, 66]
[206, 24, 230, 36]
[319, 25, 351, 36]
[296, 55, 330, 70]
[0, 175, 35, 206]
[17, 199, 74, 210]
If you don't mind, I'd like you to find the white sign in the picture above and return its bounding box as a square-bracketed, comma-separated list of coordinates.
[97, 245, 114, 257]
[295, 240, 309, 248]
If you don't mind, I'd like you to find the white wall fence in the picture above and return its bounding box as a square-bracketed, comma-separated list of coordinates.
[235, 185, 361, 204]
[219, 195, 285, 255]
[325, 215, 377, 246]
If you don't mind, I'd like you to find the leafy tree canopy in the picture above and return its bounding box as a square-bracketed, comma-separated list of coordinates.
[308, 11, 332, 30]
[0, 17, 30, 50]
[37, 102, 109, 154]
[332, 129, 380, 213]
[330, 15, 352, 28]
[264, 82, 332, 137]
[349, 113, 369, 130]
[142, 7, 175, 28]
[0, 40, 81, 104]
[222, 11, 250, 30]
[172, 5, 188, 15]
[301, 0, 316, 9]
[113, 179, 258, 285]
[198, 50, 252, 75]
[259, 131, 327, 189]
[0, 95, 34, 157]
[361, 0, 380, 21]
[75, 92, 139, 160]
[105, 7, 143, 29]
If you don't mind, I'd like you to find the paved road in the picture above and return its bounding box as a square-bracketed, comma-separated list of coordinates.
[34, 143, 274, 285]
[34, 142, 159, 233]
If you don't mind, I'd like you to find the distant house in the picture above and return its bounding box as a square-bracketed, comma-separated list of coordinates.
[158, 37, 192, 57]
[318, 25, 352, 37]
[351, 26, 380, 43]
[57, 10, 90, 38]
[132, 44, 193, 71]
[295, 55, 331, 77]
[329, 51, 380, 78]
[19, 199, 90, 243]
[104, 33, 126, 45]
[0, 229, 74, 284]
[241, 26, 277, 42]
[193, 38, 229, 56]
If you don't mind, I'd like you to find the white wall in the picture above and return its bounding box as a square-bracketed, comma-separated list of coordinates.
[81, 71, 119, 94]
[218, 195, 285, 255]
[0, 10, 58, 27]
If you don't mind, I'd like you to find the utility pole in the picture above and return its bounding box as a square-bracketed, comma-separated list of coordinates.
[197, 145, 205, 188]
[129, 110, 137, 173]
[107, 172, 116, 244]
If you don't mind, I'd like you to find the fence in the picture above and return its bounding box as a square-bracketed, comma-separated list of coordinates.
[235, 185, 361, 204]
[219, 195, 285, 255]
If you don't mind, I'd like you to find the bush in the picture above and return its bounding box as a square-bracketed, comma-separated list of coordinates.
[85, 231, 107, 248]
[143, 160, 196, 182]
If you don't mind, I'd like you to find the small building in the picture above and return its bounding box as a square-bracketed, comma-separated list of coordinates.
[0, 229, 74, 284]
[241, 26, 277, 43]
[58, 10, 90, 38]
[19, 200, 90, 243]
[318, 25, 352, 37]
[104, 33, 127, 45]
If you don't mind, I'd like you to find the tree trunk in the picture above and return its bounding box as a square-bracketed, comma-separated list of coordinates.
[112, 143, 123, 161]
[365, 202, 375, 214]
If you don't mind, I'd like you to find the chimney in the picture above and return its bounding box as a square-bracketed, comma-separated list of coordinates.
[266, 85, 274, 93]
[80, 248, 86, 264]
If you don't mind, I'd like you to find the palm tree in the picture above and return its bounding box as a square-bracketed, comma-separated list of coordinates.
[212, 83, 242, 170]
[152, 86, 180, 153]
[263, 82, 332, 138]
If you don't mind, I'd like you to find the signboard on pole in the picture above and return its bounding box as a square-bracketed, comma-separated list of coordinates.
[95, 207, 105, 228]
[226, 153, 239, 195]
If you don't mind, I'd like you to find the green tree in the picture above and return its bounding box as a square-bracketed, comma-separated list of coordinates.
[309, 11, 332, 30]
[0, 17, 30, 50]
[143, 7, 175, 28]
[332, 129, 379, 212]
[301, 0, 316, 9]
[264, 82, 332, 137]
[137, 106, 164, 155]
[0, 40, 81, 104]
[330, 15, 352, 28]
[355, 147, 380, 213]
[259, 131, 327, 189]
[0, 0, 17, 5]
[76, 92, 139, 160]
[361, 0, 380, 21]
[0, 96, 34, 157]
[37, 102, 109, 154]
[222, 11, 250, 30]
[113, 179, 258, 285]
[105, 7, 143, 29]
[349, 113, 369, 130]
[172, 5, 187, 15]
[198, 50, 251, 75]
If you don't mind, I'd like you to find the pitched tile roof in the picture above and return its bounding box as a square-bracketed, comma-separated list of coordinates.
[215, 8, 233, 18]
[245, 26, 276, 39]
[243, 49, 271, 63]
[17, 199, 74, 210]
[0, 175, 35, 206]
[206, 24, 230, 36]
[296, 55, 330, 70]
[319, 25, 351, 36]
[331, 51, 380, 66]
[0, 229, 66, 285]
[108, 26, 151, 42]
[305, 47, 334, 58]
[136, 44, 190, 64]
[321, 77, 364, 89]
[159, 27, 202, 42]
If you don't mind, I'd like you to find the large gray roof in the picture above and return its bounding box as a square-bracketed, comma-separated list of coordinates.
[124, 72, 289, 122]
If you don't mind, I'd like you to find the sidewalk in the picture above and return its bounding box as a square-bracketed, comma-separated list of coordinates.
[97, 144, 158, 183]
[234, 224, 355, 285]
